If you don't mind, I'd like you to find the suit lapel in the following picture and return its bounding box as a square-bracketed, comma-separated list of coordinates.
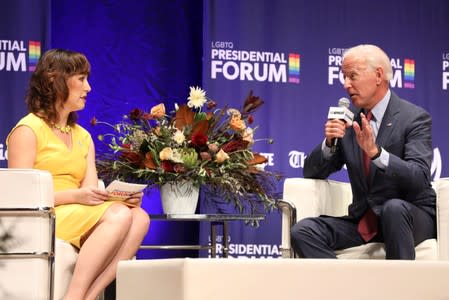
[366, 93, 400, 187]
[352, 111, 370, 189]
[353, 93, 400, 188]
[375, 93, 400, 148]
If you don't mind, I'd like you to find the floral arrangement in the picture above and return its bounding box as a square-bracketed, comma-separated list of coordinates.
[93, 87, 281, 213]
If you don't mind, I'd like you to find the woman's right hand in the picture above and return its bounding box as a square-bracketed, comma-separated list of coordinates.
[74, 187, 110, 205]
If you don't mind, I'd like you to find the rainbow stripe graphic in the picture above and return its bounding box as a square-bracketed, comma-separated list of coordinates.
[288, 53, 300, 84]
[404, 58, 415, 89]
[28, 41, 41, 72]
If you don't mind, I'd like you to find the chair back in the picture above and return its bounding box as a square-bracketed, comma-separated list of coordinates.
[0, 168, 55, 300]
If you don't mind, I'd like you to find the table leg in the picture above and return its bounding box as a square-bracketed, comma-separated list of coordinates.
[210, 222, 217, 258]
[223, 221, 229, 258]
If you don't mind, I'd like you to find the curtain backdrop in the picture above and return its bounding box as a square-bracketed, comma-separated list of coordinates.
[52, 0, 203, 259]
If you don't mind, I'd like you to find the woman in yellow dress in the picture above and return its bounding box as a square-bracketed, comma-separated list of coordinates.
[7, 49, 150, 300]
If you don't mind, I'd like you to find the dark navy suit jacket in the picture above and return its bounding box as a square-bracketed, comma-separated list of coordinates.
[303, 91, 436, 219]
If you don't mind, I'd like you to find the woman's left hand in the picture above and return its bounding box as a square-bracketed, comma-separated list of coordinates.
[124, 192, 144, 206]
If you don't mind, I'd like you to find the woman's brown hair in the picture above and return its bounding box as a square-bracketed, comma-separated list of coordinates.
[26, 49, 91, 126]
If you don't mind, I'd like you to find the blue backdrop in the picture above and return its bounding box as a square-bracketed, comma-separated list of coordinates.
[199, 0, 449, 257]
[0, 0, 50, 166]
[1, 0, 448, 259]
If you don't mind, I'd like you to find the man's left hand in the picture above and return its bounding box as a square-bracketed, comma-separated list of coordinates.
[353, 112, 378, 158]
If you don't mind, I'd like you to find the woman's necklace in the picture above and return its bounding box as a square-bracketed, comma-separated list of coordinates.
[52, 123, 72, 134]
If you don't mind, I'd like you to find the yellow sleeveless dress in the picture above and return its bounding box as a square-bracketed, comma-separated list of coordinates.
[9, 113, 116, 248]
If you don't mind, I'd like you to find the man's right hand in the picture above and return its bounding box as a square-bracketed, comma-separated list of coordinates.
[325, 119, 348, 147]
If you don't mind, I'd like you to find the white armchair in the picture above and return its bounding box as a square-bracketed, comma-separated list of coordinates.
[278, 177, 449, 260]
[0, 168, 79, 300]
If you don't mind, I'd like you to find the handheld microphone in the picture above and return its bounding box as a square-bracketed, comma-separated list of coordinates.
[327, 97, 354, 153]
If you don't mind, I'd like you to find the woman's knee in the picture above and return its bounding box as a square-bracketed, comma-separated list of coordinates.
[131, 207, 150, 232]
[103, 203, 133, 226]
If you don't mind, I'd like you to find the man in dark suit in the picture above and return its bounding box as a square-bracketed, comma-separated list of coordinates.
[290, 44, 436, 259]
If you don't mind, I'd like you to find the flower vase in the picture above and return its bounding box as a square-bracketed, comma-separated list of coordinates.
[160, 181, 199, 214]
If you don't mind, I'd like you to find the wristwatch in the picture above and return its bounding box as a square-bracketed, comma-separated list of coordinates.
[371, 145, 382, 160]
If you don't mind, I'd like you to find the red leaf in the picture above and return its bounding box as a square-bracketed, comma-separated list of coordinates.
[192, 119, 209, 136]
[174, 105, 195, 130]
[247, 153, 268, 165]
[144, 152, 157, 169]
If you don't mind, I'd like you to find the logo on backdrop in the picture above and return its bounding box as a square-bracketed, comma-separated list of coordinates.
[443, 52, 449, 90]
[208, 234, 281, 258]
[328, 48, 415, 89]
[210, 41, 300, 84]
[0, 143, 7, 161]
[0, 40, 41, 72]
[288, 150, 306, 169]
[288, 147, 443, 180]
[260, 152, 275, 168]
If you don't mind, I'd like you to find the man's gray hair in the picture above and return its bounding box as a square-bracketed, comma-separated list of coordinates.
[343, 44, 393, 81]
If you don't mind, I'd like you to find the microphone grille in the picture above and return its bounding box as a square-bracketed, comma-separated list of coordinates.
[338, 97, 350, 108]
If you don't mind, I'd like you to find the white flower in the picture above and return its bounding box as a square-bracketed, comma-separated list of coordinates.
[226, 108, 241, 118]
[187, 86, 207, 108]
[159, 147, 173, 160]
[242, 127, 254, 145]
[172, 129, 185, 144]
[171, 149, 184, 163]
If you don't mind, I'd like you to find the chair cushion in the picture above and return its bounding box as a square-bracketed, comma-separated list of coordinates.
[335, 238, 437, 259]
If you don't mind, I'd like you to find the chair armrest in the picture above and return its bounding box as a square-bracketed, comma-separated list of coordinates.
[435, 178, 449, 260]
[280, 178, 352, 258]
[277, 199, 296, 258]
[0, 168, 54, 208]
[0, 168, 54, 253]
[283, 178, 351, 220]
